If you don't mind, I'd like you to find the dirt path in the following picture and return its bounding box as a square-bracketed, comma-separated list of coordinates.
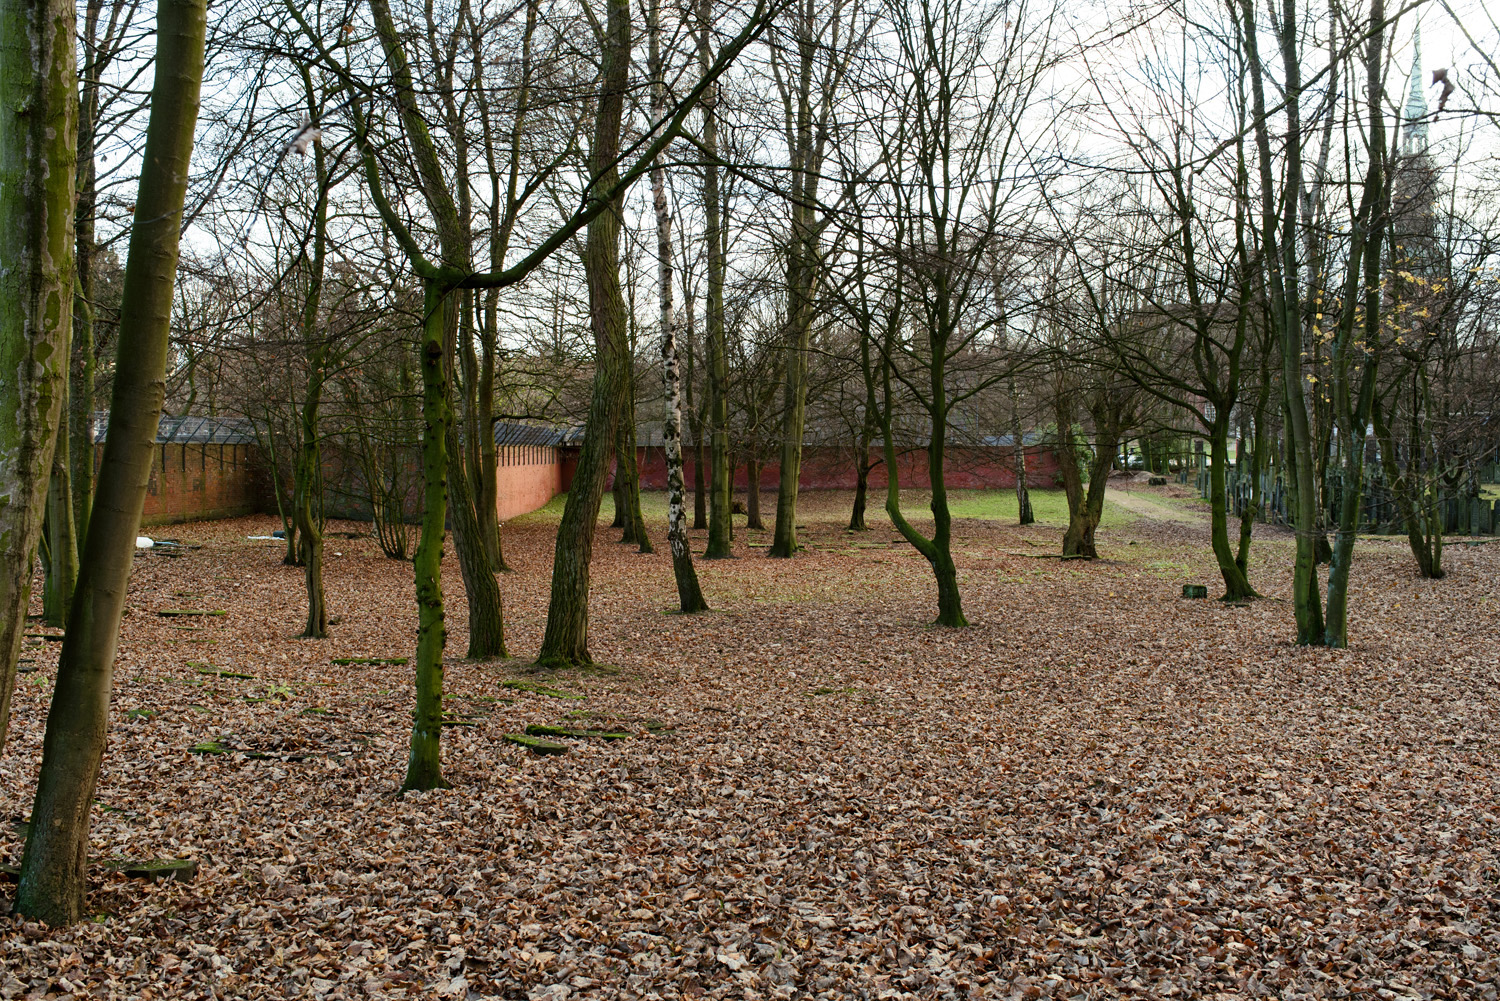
[1105, 482, 1210, 524]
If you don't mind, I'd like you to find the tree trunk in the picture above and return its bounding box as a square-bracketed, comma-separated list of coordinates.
[1010, 377, 1033, 525]
[726, 455, 737, 541]
[293, 411, 327, 639]
[1240, 0, 1323, 643]
[699, 1, 732, 559]
[1053, 403, 1096, 559]
[684, 294, 708, 530]
[1208, 422, 1256, 600]
[281, 502, 301, 566]
[1322, 7, 1387, 647]
[649, 0, 706, 613]
[610, 451, 626, 528]
[69, 312, 95, 549]
[1373, 400, 1443, 579]
[294, 112, 330, 640]
[768, 307, 811, 557]
[0, 0, 78, 758]
[535, 0, 631, 669]
[447, 420, 507, 659]
[477, 301, 507, 572]
[926, 434, 966, 628]
[1237, 363, 1272, 574]
[615, 388, 651, 552]
[848, 439, 869, 531]
[15, 0, 200, 924]
[71, 0, 102, 545]
[875, 345, 966, 628]
[403, 282, 453, 792]
[42, 419, 79, 629]
[443, 293, 506, 659]
[478, 302, 509, 572]
[746, 458, 764, 530]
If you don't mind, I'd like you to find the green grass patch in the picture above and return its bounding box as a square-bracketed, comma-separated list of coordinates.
[1143, 559, 1191, 577]
[941, 489, 1133, 529]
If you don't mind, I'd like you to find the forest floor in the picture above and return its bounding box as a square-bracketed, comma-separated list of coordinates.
[3, 483, 1498, 1000]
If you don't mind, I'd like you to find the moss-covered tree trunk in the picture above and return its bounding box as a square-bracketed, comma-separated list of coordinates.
[769, 345, 808, 556]
[924, 427, 966, 627]
[849, 438, 870, 531]
[15, 0, 201, 925]
[1322, 7, 1386, 648]
[446, 299, 507, 658]
[535, 0, 631, 669]
[447, 292, 506, 659]
[610, 456, 627, 527]
[1207, 423, 1255, 600]
[1240, 0, 1324, 643]
[615, 376, 651, 552]
[876, 336, 967, 628]
[462, 295, 507, 574]
[403, 282, 453, 792]
[0, 0, 78, 757]
[768, 273, 813, 558]
[42, 417, 78, 628]
[446, 420, 507, 658]
[1053, 400, 1095, 559]
[614, 425, 634, 543]
[1373, 396, 1443, 578]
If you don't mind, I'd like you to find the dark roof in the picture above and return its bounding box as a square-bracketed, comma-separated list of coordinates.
[492, 421, 582, 447]
[92, 412, 257, 444]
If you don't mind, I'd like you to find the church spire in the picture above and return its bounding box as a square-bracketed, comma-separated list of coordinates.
[1405, 24, 1429, 154]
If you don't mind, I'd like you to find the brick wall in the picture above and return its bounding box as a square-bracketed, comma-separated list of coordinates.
[632, 444, 1062, 493]
[107, 443, 263, 526]
[103, 437, 1055, 529]
[496, 444, 565, 522]
[319, 441, 567, 524]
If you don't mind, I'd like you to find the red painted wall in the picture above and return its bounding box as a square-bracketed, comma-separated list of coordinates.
[496, 444, 565, 522]
[319, 441, 568, 524]
[112, 438, 1057, 529]
[631, 444, 1061, 492]
[117, 443, 263, 526]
